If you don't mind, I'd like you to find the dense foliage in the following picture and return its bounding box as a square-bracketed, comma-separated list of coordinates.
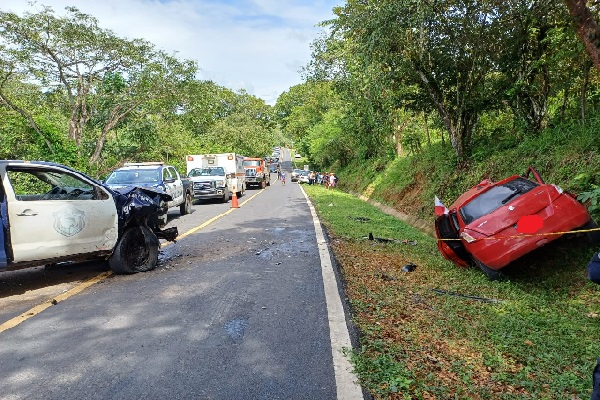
[0, 5, 278, 177]
[270, 0, 600, 214]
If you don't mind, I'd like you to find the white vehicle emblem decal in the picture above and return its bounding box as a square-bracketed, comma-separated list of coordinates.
[508, 206, 515, 211]
[53, 204, 86, 237]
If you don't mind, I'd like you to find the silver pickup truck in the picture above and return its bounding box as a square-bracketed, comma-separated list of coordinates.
[0, 160, 177, 274]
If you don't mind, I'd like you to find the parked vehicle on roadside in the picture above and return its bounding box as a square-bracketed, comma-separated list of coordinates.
[0, 160, 177, 274]
[291, 169, 303, 182]
[435, 166, 600, 279]
[186, 153, 246, 201]
[104, 162, 193, 227]
[243, 157, 271, 189]
[298, 170, 309, 184]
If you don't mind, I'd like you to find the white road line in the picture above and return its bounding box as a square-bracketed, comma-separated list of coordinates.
[300, 185, 364, 400]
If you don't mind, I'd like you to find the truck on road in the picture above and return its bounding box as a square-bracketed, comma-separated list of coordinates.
[186, 153, 246, 202]
[243, 157, 271, 189]
[0, 160, 177, 274]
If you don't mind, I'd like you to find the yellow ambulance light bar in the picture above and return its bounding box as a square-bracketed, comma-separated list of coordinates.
[123, 162, 164, 167]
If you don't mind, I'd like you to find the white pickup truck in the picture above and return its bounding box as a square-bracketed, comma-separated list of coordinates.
[186, 153, 246, 202]
[0, 160, 177, 274]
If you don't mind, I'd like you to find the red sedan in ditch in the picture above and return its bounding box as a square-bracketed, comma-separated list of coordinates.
[435, 167, 599, 279]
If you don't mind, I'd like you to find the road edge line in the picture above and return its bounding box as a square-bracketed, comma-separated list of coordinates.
[299, 185, 364, 400]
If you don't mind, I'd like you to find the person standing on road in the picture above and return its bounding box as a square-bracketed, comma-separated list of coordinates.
[281, 171, 286, 185]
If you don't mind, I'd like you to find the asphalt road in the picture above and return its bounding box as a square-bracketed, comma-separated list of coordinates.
[0, 174, 364, 400]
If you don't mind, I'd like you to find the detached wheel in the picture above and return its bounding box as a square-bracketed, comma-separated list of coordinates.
[180, 193, 192, 215]
[473, 257, 505, 281]
[109, 226, 160, 274]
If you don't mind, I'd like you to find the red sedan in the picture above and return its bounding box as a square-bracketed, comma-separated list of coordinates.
[435, 167, 599, 279]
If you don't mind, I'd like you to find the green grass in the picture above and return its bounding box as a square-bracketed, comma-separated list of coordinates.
[304, 184, 600, 399]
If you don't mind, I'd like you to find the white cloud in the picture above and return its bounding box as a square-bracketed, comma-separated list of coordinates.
[4, 0, 343, 105]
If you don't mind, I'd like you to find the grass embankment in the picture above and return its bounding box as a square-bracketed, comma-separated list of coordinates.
[304, 184, 600, 399]
[336, 119, 600, 224]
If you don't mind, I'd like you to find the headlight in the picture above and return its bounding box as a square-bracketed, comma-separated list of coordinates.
[216, 180, 226, 187]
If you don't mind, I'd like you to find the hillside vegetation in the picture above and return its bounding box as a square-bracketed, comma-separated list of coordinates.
[334, 116, 600, 225]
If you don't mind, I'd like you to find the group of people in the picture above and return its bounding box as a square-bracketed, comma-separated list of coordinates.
[277, 168, 338, 188]
[307, 171, 338, 188]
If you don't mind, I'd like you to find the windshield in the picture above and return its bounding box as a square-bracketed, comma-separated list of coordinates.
[188, 167, 225, 177]
[243, 160, 261, 167]
[460, 177, 539, 224]
[105, 169, 159, 184]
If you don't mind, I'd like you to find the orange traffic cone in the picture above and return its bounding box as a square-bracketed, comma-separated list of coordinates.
[231, 191, 239, 208]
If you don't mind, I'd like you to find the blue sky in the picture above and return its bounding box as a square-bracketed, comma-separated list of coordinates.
[5, 0, 344, 105]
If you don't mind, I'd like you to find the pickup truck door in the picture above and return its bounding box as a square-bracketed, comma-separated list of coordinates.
[2, 164, 118, 263]
[164, 167, 183, 207]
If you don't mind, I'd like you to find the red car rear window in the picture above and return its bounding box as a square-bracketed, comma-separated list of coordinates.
[460, 177, 539, 224]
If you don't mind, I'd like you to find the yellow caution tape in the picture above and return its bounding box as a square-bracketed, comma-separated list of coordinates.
[438, 227, 600, 242]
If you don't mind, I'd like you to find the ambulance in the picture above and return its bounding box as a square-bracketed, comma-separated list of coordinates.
[186, 153, 246, 202]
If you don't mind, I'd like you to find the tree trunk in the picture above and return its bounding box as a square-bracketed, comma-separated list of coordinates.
[0, 91, 53, 153]
[581, 60, 591, 121]
[424, 113, 430, 147]
[89, 102, 139, 164]
[564, 0, 600, 73]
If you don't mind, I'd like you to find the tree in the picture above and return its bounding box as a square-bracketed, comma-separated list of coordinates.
[275, 81, 335, 145]
[309, 0, 512, 160]
[0, 6, 196, 164]
[564, 0, 600, 72]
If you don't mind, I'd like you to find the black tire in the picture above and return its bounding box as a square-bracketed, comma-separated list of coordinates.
[222, 188, 229, 203]
[180, 193, 192, 215]
[109, 226, 159, 274]
[581, 219, 600, 245]
[473, 257, 505, 281]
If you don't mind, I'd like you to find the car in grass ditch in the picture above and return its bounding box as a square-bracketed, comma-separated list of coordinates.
[434, 167, 600, 279]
